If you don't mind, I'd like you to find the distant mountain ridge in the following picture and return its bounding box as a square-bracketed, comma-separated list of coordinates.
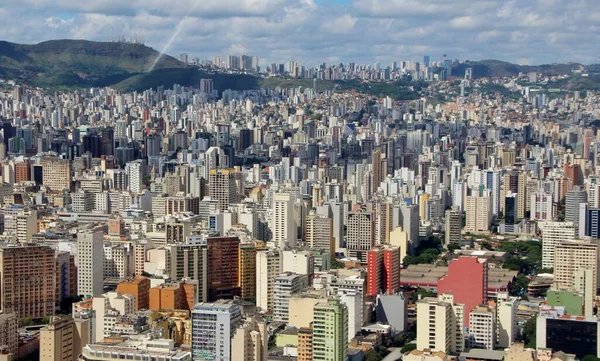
[0, 39, 597, 91]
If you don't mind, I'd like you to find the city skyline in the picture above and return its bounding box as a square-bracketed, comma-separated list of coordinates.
[1, 0, 599, 67]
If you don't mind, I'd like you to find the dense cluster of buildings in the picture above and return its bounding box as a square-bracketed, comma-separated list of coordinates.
[0, 57, 596, 361]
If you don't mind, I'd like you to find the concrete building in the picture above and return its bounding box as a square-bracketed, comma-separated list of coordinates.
[238, 244, 257, 301]
[77, 230, 105, 298]
[116, 276, 151, 310]
[467, 305, 495, 350]
[375, 293, 408, 333]
[149, 281, 197, 312]
[346, 209, 374, 263]
[530, 192, 553, 221]
[416, 295, 464, 354]
[2, 206, 37, 243]
[273, 272, 306, 322]
[0, 244, 55, 319]
[566, 186, 587, 233]
[312, 299, 348, 361]
[289, 292, 327, 329]
[168, 242, 209, 303]
[0, 313, 17, 357]
[42, 157, 71, 191]
[306, 211, 334, 254]
[282, 250, 315, 286]
[444, 208, 462, 245]
[366, 245, 401, 296]
[537, 311, 600, 358]
[191, 300, 242, 361]
[465, 194, 492, 233]
[231, 315, 268, 361]
[272, 192, 297, 249]
[92, 291, 136, 342]
[208, 168, 238, 212]
[338, 288, 363, 342]
[207, 236, 241, 301]
[297, 327, 313, 361]
[81, 338, 191, 361]
[256, 249, 282, 311]
[40, 316, 89, 361]
[538, 221, 577, 269]
[554, 240, 598, 290]
[495, 292, 518, 348]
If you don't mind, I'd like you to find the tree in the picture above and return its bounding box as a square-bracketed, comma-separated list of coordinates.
[330, 256, 345, 269]
[401, 343, 417, 354]
[582, 355, 600, 361]
[509, 275, 530, 297]
[448, 243, 461, 252]
[19, 317, 33, 327]
[522, 317, 536, 348]
[365, 349, 383, 361]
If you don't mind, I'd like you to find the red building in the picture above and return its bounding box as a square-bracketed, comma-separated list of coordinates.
[367, 246, 400, 297]
[207, 236, 241, 301]
[437, 257, 488, 326]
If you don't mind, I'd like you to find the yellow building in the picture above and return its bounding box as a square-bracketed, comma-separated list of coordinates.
[40, 317, 89, 361]
[239, 244, 257, 301]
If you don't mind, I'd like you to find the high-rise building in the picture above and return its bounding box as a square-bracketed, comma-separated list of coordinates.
[467, 305, 495, 350]
[272, 192, 297, 249]
[207, 236, 241, 301]
[77, 230, 105, 298]
[0, 312, 17, 356]
[238, 244, 257, 301]
[416, 295, 464, 354]
[495, 292, 518, 348]
[115, 276, 151, 310]
[0, 244, 55, 319]
[149, 280, 196, 312]
[554, 240, 598, 291]
[92, 291, 136, 342]
[168, 242, 209, 303]
[2, 206, 37, 243]
[366, 246, 400, 296]
[42, 157, 71, 191]
[231, 315, 268, 361]
[192, 300, 242, 361]
[273, 272, 306, 322]
[297, 327, 313, 361]
[208, 168, 238, 212]
[125, 159, 146, 194]
[306, 211, 334, 254]
[566, 186, 588, 233]
[346, 209, 374, 263]
[199, 79, 214, 94]
[256, 249, 282, 311]
[282, 250, 315, 286]
[40, 316, 89, 361]
[538, 221, 577, 269]
[465, 194, 492, 233]
[312, 299, 348, 361]
[536, 310, 600, 358]
[437, 257, 488, 326]
[530, 192, 553, 221]
[444, 208, 462, 245]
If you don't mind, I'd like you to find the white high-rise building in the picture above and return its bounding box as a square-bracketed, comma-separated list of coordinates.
[530, 192, 553, 221]
[337, 288, 363, 342]
[538, 221, 576, 269]
[77, 230, 104, 298]
[467, 305, 495, 350]
[192, 300, 242, 361]
[256, 250, 282, 311]
[282, 250, 315, 285]
[496, 292, 518, 348]
[465, 193, 492, 233]
[271, 192, 297, 249]
[416, 294, 465, 354]
[92, 291, 136, 342]
[554, 240, 599, 290]
[125, 160, 146, 194]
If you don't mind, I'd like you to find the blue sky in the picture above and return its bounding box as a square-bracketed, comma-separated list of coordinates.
[0, 0, 599, 66]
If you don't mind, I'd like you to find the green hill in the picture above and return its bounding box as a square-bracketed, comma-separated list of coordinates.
[451, 60, 585, 79]
[0, 39, 188, 88]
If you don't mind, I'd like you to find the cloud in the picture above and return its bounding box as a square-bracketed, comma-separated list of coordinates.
[0, 0, 597, 67]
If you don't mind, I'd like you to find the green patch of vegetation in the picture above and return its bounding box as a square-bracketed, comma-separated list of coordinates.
[403, 235, 443, 265]
[522, 317, 536, 348]
[401, 343, 417, 354]
[500, 240, 542, 275]
[330, 256, 345, 269]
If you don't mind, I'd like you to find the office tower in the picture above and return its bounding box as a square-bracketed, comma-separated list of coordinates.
[239, 244, 257, 301]
[125, 159, 146, 193]
[282, 250, 315, 286]
[0, 244, 55, 319]
[256, 249, 282, 311]
[0, 313, 17, 356]
[192, 300, 242, 361]
[115, 276, 151, 310]
[465, 194, 492, 233]
[538, 221, 576, 269]
[77, 230, 105, 298]
[366, 246, 400, 296]
[306, 211, 334, 254]
[423, 55, 430, 67]
[231, 315, 268, 361]
[199, 79, 214, 94]
[55, 252, 77, 307]
[346, 210, 375, 263]
[371, 149, 383, 195]
[312, 299, 348, 361]
[536, 310, 600, 359]
[103, 243, 134, 279]
[207, 236, 241, 301]
[92, 291, 136, 342]
[495, 292, 518, 348]
[416, 295, 465, 354]
[209, 168, 238, 212]
[516, 172, 527, 219]
[566, 186, 588, 232]
[168, 242, 209, 303]
[272, 192, 297, 249]
[145, 133, 162, 158]
[337, 288, 363, 342]
[445, 208, 462, 245]
[467, 305, 495, 350]
[464, 67, 473, 80]
[530, 192, 553, 221]
[298, 327, 313, 361]
[40, 317, 89, 361]
[273, 272, 306, 322]
[554, 240, 598, 291]
[438, 257, 488, 327]
[41, 157, 71, 191]
[149, 281, 197, 312]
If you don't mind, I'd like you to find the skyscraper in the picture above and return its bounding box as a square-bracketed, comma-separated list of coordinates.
[256, 249, 282, 311]
[191, 300, 242, 361]
[346, 209, 374, 263]
[554, 240, 598, 291]
[272, 192, 297, 249]
[566, 186, 588, 233]
[538, 221, 576, 269]
[416, 295, 464, 354]
[209, 168, 238, 212]
[77, 230, 105, 298]
[444, 208, 462, 245]
[207, 236, 241, 301]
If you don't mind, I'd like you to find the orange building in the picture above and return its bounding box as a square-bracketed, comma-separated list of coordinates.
[15, 161, 31, 183]
[149, 281, 196, 312]
[116, 276, 151, 310]
[297, 327, 313, 361]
